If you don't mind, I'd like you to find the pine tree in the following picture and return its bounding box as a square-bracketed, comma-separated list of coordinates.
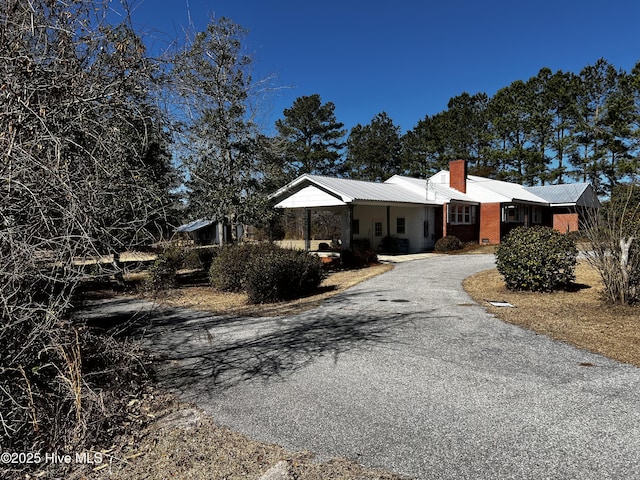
[344, 112, 402, 181]
[275, 94, 346, 178]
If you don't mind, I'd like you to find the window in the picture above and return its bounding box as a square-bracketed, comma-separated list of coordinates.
[374, 221, 383, 237]
[396, 217, 406, 234]
[531, 206, 541, 224]
[352, 219, 360, 235]
[503, 204, 525, 223]
[448, 204, 476, 225]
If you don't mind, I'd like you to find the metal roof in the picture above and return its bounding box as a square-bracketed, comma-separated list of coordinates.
[525, 183, 599, 207]
[272, 174, 438, 206]
[385, 175, 475, 203]
[425, 172, 549, 205]
[176, 219, 215, 233]
[271, 172, 599, 210]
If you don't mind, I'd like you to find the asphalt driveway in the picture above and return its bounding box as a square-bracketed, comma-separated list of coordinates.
[113, 254, 640, 479]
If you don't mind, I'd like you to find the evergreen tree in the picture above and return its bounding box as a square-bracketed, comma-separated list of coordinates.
[400, 93, 489, 178]
[400, 113, 450, 177]
[524, 69, 554, 185]
[543, 69, 580, 184]
[344, 112, 402, 181]
[275, 94, 346, 178]
[600, 68, 638, 190]
[445, 92, 491, 170]
[487, 80, 533, 183]
[570, 58, 620, 193]
[627, 61, 640, 184]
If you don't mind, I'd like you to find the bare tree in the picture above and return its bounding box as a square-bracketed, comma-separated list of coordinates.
[1, 0, 175, 456]
[173, 16, 276, 238]
[583, 185, 640, 304]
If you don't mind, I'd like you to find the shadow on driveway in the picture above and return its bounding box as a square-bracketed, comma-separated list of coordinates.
[138, 293, 435, 392]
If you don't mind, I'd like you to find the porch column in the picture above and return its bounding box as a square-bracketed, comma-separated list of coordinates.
[442, 204, 448, 238]
[386, 206, 391, 237]
[304, 208, 311, 251]
[346, 204, 354, 250]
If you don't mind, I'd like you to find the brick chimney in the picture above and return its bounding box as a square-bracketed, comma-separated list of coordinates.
[449, 160, 467, 194]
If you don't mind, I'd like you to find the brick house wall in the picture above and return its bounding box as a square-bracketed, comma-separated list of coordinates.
[479, 203, 501, 244]
[553, 212, 579, 233]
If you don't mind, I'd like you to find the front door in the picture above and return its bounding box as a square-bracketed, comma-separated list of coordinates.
[372, 219, 383, 249]
[434, 207, 443, 243]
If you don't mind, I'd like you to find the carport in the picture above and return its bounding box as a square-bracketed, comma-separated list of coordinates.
[270, 174, 439, 253]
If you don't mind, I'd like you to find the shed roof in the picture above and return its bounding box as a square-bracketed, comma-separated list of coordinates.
[176, 219, 215, 233]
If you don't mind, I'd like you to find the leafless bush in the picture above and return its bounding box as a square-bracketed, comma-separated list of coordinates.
[583, 185, 640, 304]
[1, 0, 175, 467]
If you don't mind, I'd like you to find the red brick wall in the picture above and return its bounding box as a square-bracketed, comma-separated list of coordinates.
[440, 205, 447, 238]
[553, 213, 579, 233]
[449, 160, 467, 194]
[479, 203, 501, 244]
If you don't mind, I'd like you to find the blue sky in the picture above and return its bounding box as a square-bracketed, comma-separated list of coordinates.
[130, 0, 640, 135]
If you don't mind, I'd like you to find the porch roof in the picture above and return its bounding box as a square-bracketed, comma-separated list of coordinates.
[271, 174, 438, 208]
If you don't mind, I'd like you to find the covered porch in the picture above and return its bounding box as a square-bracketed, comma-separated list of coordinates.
[270, 175, 438, 254]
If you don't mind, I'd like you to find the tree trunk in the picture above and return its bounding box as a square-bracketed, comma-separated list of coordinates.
[619, 237, 634, 303]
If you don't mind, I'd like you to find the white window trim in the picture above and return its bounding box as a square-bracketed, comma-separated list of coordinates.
[448, 204, 477, 225]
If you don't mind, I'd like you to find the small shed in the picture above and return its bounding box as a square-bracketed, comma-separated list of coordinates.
[176, 219, 245, 245]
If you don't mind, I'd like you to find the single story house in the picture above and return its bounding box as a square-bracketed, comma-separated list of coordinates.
[270, 160, 600, 253]
[176, 219, 244, 245]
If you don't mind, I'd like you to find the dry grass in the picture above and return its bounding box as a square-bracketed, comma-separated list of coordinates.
[153, 263, 393, 317]
[464, 261, 640, 367]
[453, 244, 498, 255]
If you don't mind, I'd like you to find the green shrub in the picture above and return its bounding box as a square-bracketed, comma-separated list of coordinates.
[340, 249, 378, 268]
[146, 245, 183, 291]
[434, 235, 462, 252]
[245, 249, 324, 304]
[352, 238, 371, 252]
[183, 246, 218, 271]
[209, 243, 280, 292]
[495, 226, 578, 292]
